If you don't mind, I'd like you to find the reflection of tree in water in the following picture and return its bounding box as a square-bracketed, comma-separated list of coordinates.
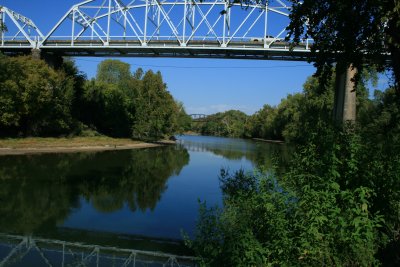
[0, 146, 189, 234]
[0, 153, 86, 234]
[79, 147, 190, 212]
[183, 140, 290, 171]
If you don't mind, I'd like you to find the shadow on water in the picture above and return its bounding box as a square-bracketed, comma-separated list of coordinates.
[0, 146, 190, 254]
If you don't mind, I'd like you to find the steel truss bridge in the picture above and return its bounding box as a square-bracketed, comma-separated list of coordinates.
[0, 233, 197, 267]
[0, 0, 312, 60]
[189, 114, 207, 120]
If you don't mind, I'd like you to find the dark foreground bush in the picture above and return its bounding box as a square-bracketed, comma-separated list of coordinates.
[186, 125, 399, 266]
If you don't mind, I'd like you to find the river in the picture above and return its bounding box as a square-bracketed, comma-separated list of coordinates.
[0, 135, 287, 265]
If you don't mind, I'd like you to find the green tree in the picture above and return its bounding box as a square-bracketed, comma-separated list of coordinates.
[188, 149, 383, 266]
[176, 101, 193, 133]
[0, 54, 75, 136]
[245, 69, 374, 143]
[61, 59, 87, 121]
[132, 70, 179, 139]
[96, 59, 132, 85]
[244, 104, 276, 139]
[81, 80, 131, 137]
[286, 0, 400, 91]
[195, 110, 248, 138]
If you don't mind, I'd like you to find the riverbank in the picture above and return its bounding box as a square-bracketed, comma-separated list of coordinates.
[0, 137, 165, 155]
[252, 138, 285, 144]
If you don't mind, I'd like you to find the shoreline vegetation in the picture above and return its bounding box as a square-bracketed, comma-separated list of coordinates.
[0, 136, 173, 155]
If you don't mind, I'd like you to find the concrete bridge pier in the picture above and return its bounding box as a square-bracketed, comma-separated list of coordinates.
[31, 48, 63, 69]
[31, 48, 41, 60]
[333, 63, 357, 123]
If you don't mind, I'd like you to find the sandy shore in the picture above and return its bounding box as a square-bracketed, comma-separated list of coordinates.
[0, 143, 164, 155]
[252, 138, 285, 144]
[0, 137, 178, 156]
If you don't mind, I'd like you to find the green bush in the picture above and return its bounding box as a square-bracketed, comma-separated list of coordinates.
[187, 125, 396, 266]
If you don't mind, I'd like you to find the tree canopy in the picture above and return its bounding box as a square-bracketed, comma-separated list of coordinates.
[286, 0, 400, 91]
[96, 59, 131, 85]
[192, 110, 249, 138]
[0, 54, 191, 139]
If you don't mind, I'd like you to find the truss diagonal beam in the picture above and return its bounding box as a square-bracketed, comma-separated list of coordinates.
[0, 233, 199, 267]
[0, 6, 43, 47]
[0, 237, 29, 267]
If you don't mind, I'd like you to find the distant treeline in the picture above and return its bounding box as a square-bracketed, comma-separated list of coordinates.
[0, 54, 191, 139]
[193, 71, 397, 144]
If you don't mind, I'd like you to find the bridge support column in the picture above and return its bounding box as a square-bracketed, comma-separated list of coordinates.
[333, 63, 357, 123]
[31, 48, 41, 60]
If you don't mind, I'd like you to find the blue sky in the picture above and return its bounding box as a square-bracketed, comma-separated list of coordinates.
[0, 0, 337, 114]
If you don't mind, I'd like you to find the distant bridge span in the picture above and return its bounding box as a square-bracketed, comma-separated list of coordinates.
[190, 114, 207, 120]
[0, 0, 312, 61]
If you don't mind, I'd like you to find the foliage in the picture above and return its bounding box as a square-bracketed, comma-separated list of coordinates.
[185, 62, 398, 265]
[286, 0, 400, 92]
[0, 20, 7, 33]
[131, 70, 179, 140]
[81, 60, 190, 140]
[61, 58, 87, 121]
[244, 69, 372, 143]
[193, 110, 249, 138]
[96, 59, 131, 85]
[0, 54, 75, 137]
[176, 101, 193, 133]
[356, 88, 400, 263]
[188, 125, 391, 265]
[0, 54, 190, 140]
[188, 79, 400, 264]
[81, 80, 132, 137]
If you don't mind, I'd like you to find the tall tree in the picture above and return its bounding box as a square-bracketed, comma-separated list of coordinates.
[132, 70, 179, 139]
[286, 0, 400, 92]
[0, 54, 75, 136]
[96, 59, 132, 85]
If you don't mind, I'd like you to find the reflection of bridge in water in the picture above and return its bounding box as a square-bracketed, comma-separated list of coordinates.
[180, 142, 211, 153]
[0, 233, 197, 267]
[178, 138, 251, 155]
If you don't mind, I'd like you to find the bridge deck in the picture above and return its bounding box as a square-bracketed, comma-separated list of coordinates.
[1, 40, 312, 60]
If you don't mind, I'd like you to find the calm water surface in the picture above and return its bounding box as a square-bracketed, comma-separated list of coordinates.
[0, 135, 287, 264]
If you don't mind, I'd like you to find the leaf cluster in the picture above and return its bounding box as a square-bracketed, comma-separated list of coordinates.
[192, 110, 249, 138]
[287, 0, 400, 91]
[0, 56, 190, 139]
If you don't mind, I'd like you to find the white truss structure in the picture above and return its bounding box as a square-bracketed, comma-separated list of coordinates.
[0, 6, 44, 48]
[0, 0, 312, 60]
[0, 233, 198, 267]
